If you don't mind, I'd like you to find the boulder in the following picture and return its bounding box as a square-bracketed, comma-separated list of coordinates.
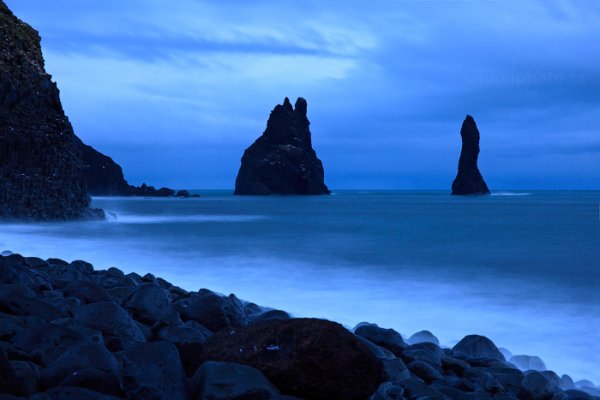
[124, 283, 179, 325]
[120, 341, 187, 400]
[191, 361, 280, 400]
[0, 284, 67, 320]
[42, 344, 119, 390]
[452, 335, 506, 363]
[520, 371, 559, 400]
[402, 342, 444, 367]
[10, 360, 41, 396]
[202, 318, 383, 400]
[179, 290, 247, 332]
[408, 360, 443, 384]
[354, 323, 405, 354]
[58, 368, 122, 397]
[74, 302, 145, 350]
[62, 280, 113, 304]
[406, 330, 440, 346]
[451, 115, 490, 195]
[234, 97, 330, 195]
[156, 325, 212, 376]
[38, 386, 124, 400]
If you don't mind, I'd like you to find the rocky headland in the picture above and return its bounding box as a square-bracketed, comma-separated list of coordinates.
[0, 2, 102, 221]
[451, 116, 490, 195]
[1, 252, 598, 400]
[234, 97, 330, 195]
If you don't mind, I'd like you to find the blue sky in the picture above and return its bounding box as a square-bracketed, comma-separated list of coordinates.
[7, 0, 600, 189]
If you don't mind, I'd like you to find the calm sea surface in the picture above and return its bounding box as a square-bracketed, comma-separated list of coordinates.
[1, 191, 599, 381]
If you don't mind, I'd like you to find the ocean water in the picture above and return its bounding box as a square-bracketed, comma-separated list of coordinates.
[1, 191, 599, 381]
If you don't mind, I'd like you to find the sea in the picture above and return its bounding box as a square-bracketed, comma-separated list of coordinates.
[1, 191, 599, 382]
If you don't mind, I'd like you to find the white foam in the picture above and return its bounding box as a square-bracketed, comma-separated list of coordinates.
[491, 191, 532, 196]
[106, 214, 267, 224]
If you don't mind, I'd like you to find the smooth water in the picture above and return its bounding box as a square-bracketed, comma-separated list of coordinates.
[1, 191, 599, 381]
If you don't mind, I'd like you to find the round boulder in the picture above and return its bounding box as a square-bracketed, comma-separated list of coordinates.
[452, 334, 506, 363]
[202, 318, 383, 400]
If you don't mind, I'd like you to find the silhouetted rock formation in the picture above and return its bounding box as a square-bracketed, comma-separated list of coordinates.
[0, 1, 103, 220]
[234, 97, 330, 195]
[451, 115, 490, 195]
[76, 138, 187, 197]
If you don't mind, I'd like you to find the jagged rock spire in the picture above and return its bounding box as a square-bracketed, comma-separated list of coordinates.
[451, 115, 490, 195]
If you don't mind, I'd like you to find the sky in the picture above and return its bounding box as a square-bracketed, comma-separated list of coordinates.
[6, 0, 600, 190]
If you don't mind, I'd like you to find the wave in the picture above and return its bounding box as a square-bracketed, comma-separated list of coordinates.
[106, 213, 267, 224]
[491, 191, 532, 196]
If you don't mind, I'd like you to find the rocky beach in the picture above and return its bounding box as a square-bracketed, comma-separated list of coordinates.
[1, 252, 598, 400]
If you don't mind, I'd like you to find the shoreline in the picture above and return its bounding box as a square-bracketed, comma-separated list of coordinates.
[1, 252, 598, 400]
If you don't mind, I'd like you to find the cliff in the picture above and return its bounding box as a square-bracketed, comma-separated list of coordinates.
[451, 115, 490, 195]
[234, 97, 330, 195]
[0, 1, 102, 220]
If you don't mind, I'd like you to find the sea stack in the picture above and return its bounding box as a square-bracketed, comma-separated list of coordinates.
[0, 1, 102, 220]
[451, 115, 490, 195]
[234, 97, 330, 195]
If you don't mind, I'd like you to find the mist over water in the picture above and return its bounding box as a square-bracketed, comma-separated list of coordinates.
[1, 191, 599, 382]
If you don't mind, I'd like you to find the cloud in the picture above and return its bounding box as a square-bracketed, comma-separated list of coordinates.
[5, 0, 599, 188]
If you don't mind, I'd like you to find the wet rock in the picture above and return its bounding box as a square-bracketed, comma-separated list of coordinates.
[62, 280, 113, 304]
[407, 330, 440, 346]
[39, 386, 124, 400]
[10, 360, 40, 396]
[355, 323, 406, 354]
[157, 325, 212, 376]
[10, 321, 91, 366]
[58, 368, 122, 397]
[451, 115, 490, 195]
[234, 97, 330, 195]
[520, 371, 559, 400]
[402, 342, 444, 367]
[408, 360, 443, 383]
[125, 283, 180, 325]
[42, 344, 119, 390]
[452, 335, 506, 363]
[74, 302, 145, 350]
[0, 284, 67, 320]
[120, 341, 187, 400]
[202, 318, 383, 400]
[179, 290, 247, 332]
[191, 361, 280, 400]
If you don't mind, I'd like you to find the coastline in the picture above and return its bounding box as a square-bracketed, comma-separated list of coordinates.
[1, 252, 598, 400]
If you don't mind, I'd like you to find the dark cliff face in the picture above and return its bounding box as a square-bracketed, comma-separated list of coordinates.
[75, 137, 132, 196]
[234, 97, 330, 195]
[0, 1, 102, 220]
[451, 115, 490, 195]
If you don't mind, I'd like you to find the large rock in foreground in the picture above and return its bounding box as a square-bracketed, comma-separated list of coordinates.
[451, 115, 490, 195]
[234, 97, 330, 195]
[0, 1, 102, 220]
[202, 318, 383, 400]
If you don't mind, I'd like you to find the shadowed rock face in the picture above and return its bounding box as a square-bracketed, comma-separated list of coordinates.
[234, 97, 330, 195]
[0, 1, 102, 220]
[451, 115, 490, 195]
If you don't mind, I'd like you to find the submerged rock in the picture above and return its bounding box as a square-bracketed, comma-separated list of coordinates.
[451, 115, 490, 195]
[234, 97, 330, 195]
[0, 1, 102, 220]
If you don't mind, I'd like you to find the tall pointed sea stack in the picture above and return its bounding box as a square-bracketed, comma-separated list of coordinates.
[0, 1, 102, 220]
[234, 97, 330, 195]
[451, 115, 490, 195]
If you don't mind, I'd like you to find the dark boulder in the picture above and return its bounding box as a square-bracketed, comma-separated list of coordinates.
[58, 369, 122, 397]
[0, 1, 103, 221]
[0, 284, 67, 320]
[156, 325, 212, 376]
[37, 386, 124, 400]
[62, 280, 113, 304]
[202, 318, 383, 400]
[408, 360, 443, 384]
[520, 371, 559, 400]
[451, 115, 490, 195]
[74, 302, 145, 349]
[124, 283, 180, 325]
[175, 190, 190, 198]
[10, 360, 41, 396]
[191, 361, 280, 400]
[179, 290, 247, 332]
[120, 341, 187, 400]
[0, 348, 18, 395]
[41, 344, 119, 390]
[354, 323, 406, 355]
[234, 97, 330, 195]
[452, 335, 506, 363]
